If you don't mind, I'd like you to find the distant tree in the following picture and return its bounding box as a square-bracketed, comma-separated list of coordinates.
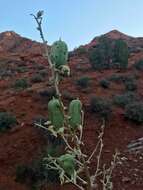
[89, 36, 113, 70]
[114, 39, 129, 70]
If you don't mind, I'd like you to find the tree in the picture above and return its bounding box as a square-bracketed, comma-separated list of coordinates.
[89, 36, 112, 70]
[114, 39, 129, 70]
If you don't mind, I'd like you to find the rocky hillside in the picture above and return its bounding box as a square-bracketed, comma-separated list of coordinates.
[0, 30, 143, 190]
[87, 30, 143, 53]
[0, 31, 43, 54]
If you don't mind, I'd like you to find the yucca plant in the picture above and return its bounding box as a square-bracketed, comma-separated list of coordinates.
[31, 11, 119, 190]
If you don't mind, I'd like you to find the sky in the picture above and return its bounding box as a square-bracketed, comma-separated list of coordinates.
[0, 0, 143, 50]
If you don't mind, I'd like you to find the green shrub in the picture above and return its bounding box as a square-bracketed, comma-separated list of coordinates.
[99, 79, 110, 88]
[15, 159, 60, 189]
[76, 46, 87, 55]
[125, 102, 143, 124]
[108, 74, 126, 82]
[113, 92, 139, 108]
[35, 64, 45, 70]
[76, 76, 90, 88]
[14, 78, 29, 90]
[62, 90, 75, 101]
[16, 66, 28, 73]
[134, 60, 143, 71]
[90, 96, 112, 119]
[0, 112, 17, 132]
[108, 74, 138, 91]
[30, 74, 44, 83]
[39, 87, 56, 100]
[124, 79, 137, 91]
[39, 69, 48, 77]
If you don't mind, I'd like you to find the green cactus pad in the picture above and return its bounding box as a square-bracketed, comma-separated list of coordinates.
[58, 154, 76, 176]
[68, 99, 82, 130]
[48, 97, 64, 131]
[50, 39, 68, 68]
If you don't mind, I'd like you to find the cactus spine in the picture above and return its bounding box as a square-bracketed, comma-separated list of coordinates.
[48, 97, 64, 131]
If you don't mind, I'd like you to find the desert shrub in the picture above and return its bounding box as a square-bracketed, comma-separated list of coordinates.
[30, 74, 44, 83]
[62, 90, 75, 101]
[15, 159, 60, 189]
[13, 78, 29, 90]
[16, 66, 28, 73]
[108, 74, 126, 82]
[39, 87, 56, 99]
[90, 96, 112, 119]
[99, 79, 110, 88]
[134, 60, 143, 71]
[35, 64, 45, 70]
[76, 76, 90, 88]
[108, 74, 138, 91]
[39, 69, 48, 77]
[113, 92, 139, 108]
[125, 102, 143, 124]
[124, 79, 137, 91]
[76, 46, 87, 55]
[33, 116, 65, 147]
[0, 112, 17, 132]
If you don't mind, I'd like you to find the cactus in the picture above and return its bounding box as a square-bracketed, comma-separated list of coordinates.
[68, 99, 82, 130]
[50, 39, 68, 69]
[58, 153, 76, 177]
[48, 97, 64, 131]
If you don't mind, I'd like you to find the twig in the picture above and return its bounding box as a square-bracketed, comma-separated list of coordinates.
[91, 119, 105, 185]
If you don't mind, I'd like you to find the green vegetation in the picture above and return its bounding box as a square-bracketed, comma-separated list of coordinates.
[16, 66, 28, 73]
[30, 73, 44, 83]
[125, 102, 143, 124]
[39, 69, 48, 77]
[0, 112, 17, 132]
[62, 90, 75, 101]
[89, 37, 128, 71]
[89, 36, 112, 70]
[76, 46, 87, 55]
[76, 76, 91, 88]
[50, 39, 68, 69]
[39, 87, 56, 100]
[114, 39, 129, 70]
[99, 79, 110, 88]
[15, 159, 60, 190]
[13, 78, 29, 90]
[31, 11, 119, 190]
[124, 78, 137, 91]
[90, 96, 112, 119]
[108, 74, 138, 91]
[113, 92, 139, 108]
[134, 59, 143, 70]
[108, 74, 126, 82]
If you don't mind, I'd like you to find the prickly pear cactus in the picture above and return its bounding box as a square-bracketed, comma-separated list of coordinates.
[48, 97, 64, 131]
[58, 153, 76, 177]
[68, 99, 82, 130]
[50, 39, 68, 69]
